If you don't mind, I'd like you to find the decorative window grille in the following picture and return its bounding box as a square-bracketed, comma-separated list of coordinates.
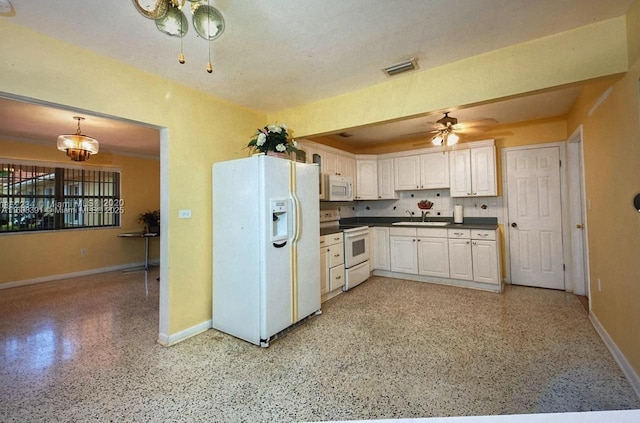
[1, 162, 121, 233]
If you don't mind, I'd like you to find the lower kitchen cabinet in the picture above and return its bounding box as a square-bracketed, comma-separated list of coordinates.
[448, 238, 473, 281]
[385, 226, 501, 292]
[417, 236, 449, 278]
[320, 233, 345, 301]
[371, 226, 390, 271]
[390, 233, 418, 274]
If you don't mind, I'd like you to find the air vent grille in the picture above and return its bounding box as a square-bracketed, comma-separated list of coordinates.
[382, 58, 418, 77]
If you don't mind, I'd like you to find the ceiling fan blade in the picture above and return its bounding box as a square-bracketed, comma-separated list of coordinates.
[454, 127, 486, 135]
[452, 118, 499, 130]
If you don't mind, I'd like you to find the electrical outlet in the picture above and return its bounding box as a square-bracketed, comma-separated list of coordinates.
[597, 278, 602, 291]
[80, 248, 87, 256]
[178, 209, 192, 219]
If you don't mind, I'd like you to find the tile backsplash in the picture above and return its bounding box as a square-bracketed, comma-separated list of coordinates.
[321, 190, 503, 223]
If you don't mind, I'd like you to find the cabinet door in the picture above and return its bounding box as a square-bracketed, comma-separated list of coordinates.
[420, 152, 449, 189]
[320, 247, 330, 296]
[336, 154, 354, 178]
[322, 150, 338, 175]
[470, 146, 497, 196]
[390, 236, 418, 274]
[356, 159, 378, 200]
[394, 156, 420, 190]
[472, 240, 499, 284]
[377, 158, 397, 199]
[417, 237, 450, 278]
[372, 227, 390, 271]
[449, 149, 472, 197]
[448, 238, 473, 280]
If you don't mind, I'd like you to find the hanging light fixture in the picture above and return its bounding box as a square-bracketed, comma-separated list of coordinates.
[133, 0, 225, 72]
[57, 117, 99, 162]
[431, 128, 459, 147]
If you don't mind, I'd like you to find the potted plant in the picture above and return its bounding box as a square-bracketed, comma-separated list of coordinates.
[247, 123, 298, 157]
[138, 210, 160, 234]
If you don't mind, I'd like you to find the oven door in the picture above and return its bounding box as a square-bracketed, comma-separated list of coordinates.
[343, 226, 369, 268]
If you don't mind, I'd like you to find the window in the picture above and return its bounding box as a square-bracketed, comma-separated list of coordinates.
[1, 161, 121, 233]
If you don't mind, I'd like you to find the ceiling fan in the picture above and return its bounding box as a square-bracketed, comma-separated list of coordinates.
[425, 112, 498, 146]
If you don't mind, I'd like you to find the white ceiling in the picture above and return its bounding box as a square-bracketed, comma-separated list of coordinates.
[0, 0, 634, 155]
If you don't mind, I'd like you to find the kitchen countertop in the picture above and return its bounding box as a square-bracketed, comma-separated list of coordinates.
[338, 216, 499, 231]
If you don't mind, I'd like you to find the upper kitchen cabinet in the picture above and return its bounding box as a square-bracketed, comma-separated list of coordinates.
[355, 157, 378, 200]
[377, 158, 397, 199]
[449, 145, 497, 197]
[394, 151, 449, 191]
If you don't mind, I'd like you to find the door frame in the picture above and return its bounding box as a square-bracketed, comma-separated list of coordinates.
[501, 141, 571, 290]
[567, 125, 591, 302]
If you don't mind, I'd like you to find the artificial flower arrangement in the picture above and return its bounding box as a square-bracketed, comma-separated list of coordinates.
[138, 210, 160, 231]
[247, 123, 298, 155]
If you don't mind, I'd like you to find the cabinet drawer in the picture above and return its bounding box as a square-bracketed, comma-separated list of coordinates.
[328, 244, 344, 267]
[447, 228, 471, 239]
[417, 228, 448, 238]
[320, 232, 343, 247]
[471, 230, 496, 241]
[390, 227, 417, 237]
[329, 264, 345, 291]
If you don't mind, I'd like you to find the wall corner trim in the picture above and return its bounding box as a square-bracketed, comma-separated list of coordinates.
[590, 312, 640, 399]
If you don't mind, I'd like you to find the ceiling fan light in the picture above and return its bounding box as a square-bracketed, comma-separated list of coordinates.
[432, 135, 444, 146]
[446, 133, 459, 146]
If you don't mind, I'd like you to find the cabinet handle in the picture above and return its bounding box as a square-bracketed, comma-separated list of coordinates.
[417, 239, 421, 242]
[477, 233, 488, 237]
[378, 196, 381, 199]
[472, 192, 477, 195]
[334, 237, 341, 241]
[416, 185, 419, 189]
[472, 241, 477, 245]
[336, 275, 341, 279]
[454, 232, 464, 235]
[333, 254, 340, 257]
[412, 239, 416, 242]
[467, 192, 472, 195]
[466, 241, 470, 244]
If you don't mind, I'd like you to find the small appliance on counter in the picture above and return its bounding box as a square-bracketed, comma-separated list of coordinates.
[454, 204, 464, 223]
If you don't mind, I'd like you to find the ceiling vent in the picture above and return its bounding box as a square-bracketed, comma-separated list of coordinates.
[382, 58, 418, 77]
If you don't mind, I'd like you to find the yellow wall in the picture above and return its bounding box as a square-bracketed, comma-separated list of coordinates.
[566, 48, 640, 373]
[270, 16, 627, 139]
[0, 138, 160, 283]
[0, 20, 265, 335]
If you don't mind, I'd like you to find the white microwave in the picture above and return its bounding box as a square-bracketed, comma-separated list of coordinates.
[323, 174, 353, 202]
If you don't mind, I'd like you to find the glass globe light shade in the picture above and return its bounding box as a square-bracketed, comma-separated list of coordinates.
[192, 5, 225, 40]
[155, 6, 188, 37]
[432, 135, 444, 146]
[446, 132, 460, 146]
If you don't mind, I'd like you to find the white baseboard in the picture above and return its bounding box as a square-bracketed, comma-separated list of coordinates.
[590, 312, 640, 399]
[0, 261, 151, 290]
[157, 320, 212, 347]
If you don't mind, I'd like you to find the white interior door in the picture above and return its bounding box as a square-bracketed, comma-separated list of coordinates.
[506, 147, 565, 290]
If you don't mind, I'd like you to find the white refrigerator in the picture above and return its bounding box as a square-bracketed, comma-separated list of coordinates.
[212, 155, 320, 347]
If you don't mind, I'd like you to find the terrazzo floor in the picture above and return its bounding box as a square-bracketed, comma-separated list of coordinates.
[1, 271, 638, 422]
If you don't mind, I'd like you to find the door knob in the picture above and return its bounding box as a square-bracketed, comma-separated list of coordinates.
[576, 224, 584, 229]
[511, 222, 518, 228]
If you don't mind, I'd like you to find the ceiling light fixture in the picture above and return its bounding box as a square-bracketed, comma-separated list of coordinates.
[382, 58, 418, 77]
[431, 128, 459, 147]
[133, 0, 224, 72]
[57, 117, 99, 162]
[0, 0, 13, 15]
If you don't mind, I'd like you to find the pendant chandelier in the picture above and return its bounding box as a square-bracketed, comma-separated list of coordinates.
[132, 0, 225, 73]
[57, 117, 99, 162]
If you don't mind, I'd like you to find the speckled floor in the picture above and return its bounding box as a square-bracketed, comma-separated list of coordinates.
[1, 272, 638, 422]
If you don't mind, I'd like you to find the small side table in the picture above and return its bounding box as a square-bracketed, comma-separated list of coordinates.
[118, 232, 158, 271]
[118, 232, 159, 295]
